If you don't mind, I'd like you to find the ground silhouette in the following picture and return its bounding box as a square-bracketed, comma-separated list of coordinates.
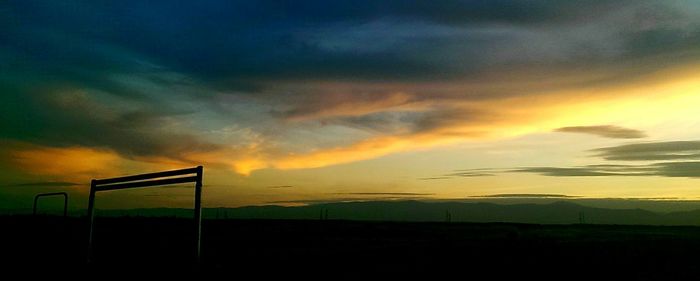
[4, 215, 700, 279]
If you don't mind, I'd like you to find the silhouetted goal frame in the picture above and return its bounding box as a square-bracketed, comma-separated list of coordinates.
[86, 166, 203, 262]
[33, 192, 68, 217]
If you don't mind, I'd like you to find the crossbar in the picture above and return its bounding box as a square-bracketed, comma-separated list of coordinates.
[93, 167, 200, 185]
[86, 166, 203, 263]
[96, 176, 199, 191]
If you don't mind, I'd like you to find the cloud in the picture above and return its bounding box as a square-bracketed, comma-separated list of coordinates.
[512, 165, 657, 177]
[267, 185, 294, 189]
[654, 161, 700, 178]
[470, 194, 579, 198]
[46, 2, 700, 79]
[434, 140, 700, 179]
[443, 172, 496, 177]
[33, 90, 222, 159]
[333, 192, 435, 196]
[593, 141, 700, 161]
[5, 1, 699, 88]
[418, 177, 451, 181]
[266, 196, 433, 205]
[431, 162, 700, 179]
[513, 162, 700, 178]
[270, 134, 456, 170]
[1, 181, 81, 187]
[9, 144, 123, 181]
[420, 168, 502, 180]
[433, 165, 658, 179]
[278, 91, 421, 121]
[2, 1, 700, 178]
[555, 125, 647, 139]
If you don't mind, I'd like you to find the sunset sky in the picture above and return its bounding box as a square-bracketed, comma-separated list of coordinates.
[3, 0, 700, 210]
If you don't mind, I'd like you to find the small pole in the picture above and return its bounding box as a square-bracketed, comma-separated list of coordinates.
[86, 180, 97, 263]
[32, 192, 69, 217]
[62, 194, 68, 218]
[33, 196, 39, 216]
[194, 166, 203, 262]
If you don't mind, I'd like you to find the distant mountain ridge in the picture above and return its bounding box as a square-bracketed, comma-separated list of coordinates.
[66, 200, 700, 226]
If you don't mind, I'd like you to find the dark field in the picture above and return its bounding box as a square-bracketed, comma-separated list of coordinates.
[5, 216, 700, 279]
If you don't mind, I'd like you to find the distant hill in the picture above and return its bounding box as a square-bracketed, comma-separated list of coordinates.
[84, 200, 700, 225]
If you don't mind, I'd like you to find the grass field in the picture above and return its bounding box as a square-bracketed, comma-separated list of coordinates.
[5, 215, 700, 278]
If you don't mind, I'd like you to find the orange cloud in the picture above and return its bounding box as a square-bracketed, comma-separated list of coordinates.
[7, 143, 227, 181]
[10, 145, 123, 182]
[273, 133, 469, 170]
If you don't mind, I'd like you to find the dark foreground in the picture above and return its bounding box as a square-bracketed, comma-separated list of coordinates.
[4, 216, 700, 279]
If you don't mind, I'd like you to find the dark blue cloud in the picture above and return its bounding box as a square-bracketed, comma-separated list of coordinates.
[5, 0, 699, 88]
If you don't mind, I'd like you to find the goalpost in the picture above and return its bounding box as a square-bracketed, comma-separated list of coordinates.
[33, 192, 68, 217]
[86, 166, 203, 262]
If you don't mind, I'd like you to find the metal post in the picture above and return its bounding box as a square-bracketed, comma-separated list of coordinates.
[86, 180, 96, 263]
[62, 194, 68, 217]
[194, 166, 203, 262]
[33, 196, 39, 216]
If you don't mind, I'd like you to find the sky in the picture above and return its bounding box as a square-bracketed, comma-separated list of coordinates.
[2, 0, 700, 210]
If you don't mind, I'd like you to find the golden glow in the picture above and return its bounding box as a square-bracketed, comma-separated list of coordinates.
[241, 65, 700, 174]
[274, 135, 450, 170]
[230, 157, 268, 176]
[11, 145, 122, 181]
[148, 64, 700, 177]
